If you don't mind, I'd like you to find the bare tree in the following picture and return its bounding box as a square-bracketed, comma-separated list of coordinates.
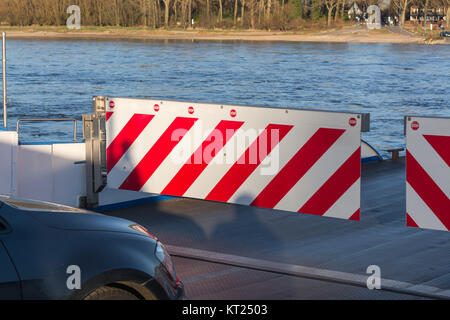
[5, 0, 415, 30]
[266, 0, 272, 19]
[334, 0, 342, 21]
[240, 0, 246, 25]
[392, 0, 411, 28]
[163, 0, 171, 26]
[433, 0, 450, 27]
[249, 0, 256, 27]
[324, 0, 338, 26]
[448, 6, 450, 27]
[181, 0, 185, 24]
[188, 0, 192, 26]
[173, 0, 179, 24]
[259, 0, 264, 24]
[206, 0, 211, 22]
[140, 0, 148, 26]
[218, 0, 223, 22]
[234, 0, 239, 24]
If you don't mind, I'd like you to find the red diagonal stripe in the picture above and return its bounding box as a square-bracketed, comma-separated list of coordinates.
[406, 150, 450, 229]
[106, 111, 113, 122]
[119, 117, 198, 191]
[406, 213, 419, 228]
[161, 120, 244, 196]
[349, 208, 360, 221]
[423, 135, 450, 167]
[107, 114, 154, 173]
[298, 147, 361, 216]
[205, 124, 293, 202]
[251, 128, 345, 209]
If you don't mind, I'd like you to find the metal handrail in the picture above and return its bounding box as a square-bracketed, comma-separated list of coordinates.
[16, 118, 78, 141]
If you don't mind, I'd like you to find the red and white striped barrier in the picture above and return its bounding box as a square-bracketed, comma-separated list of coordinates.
[105, 97, 367, 220]
[406, 116, 450, 231]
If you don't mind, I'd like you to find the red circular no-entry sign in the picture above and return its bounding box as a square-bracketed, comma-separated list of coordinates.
[411, 121, 420, 131]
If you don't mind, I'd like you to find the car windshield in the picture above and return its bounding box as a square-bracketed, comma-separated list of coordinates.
[0, 198, 90, 213]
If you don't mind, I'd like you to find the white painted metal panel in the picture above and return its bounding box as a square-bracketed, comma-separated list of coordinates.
[52, 143, 86, 207]
[405, 116, 450, 231]
[17, 143, 85, 207]
[0, 129, 158, 208]
[0, 131, 17, 196]
[17, 144, 53, 202]
[106, 97, 363, 220]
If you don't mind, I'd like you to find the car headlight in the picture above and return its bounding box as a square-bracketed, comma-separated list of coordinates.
[155, 241, 176, 281]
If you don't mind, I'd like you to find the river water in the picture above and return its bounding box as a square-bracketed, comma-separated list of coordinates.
[3, 39, 450, 157]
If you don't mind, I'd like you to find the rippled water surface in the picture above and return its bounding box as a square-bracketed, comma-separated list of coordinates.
[4, 39, 450, 157]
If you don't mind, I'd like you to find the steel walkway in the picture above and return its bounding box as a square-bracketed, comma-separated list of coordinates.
[105, 159, 450, 299]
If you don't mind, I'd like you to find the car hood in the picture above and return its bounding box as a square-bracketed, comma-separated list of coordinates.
[26, 209, 142, 235]
[0, 197, 145, 236]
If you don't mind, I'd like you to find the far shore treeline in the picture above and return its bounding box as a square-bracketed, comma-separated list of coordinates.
[0, 0, 448, 30]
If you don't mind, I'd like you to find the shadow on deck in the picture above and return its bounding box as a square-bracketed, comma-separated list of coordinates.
[106, 158, 450, 296]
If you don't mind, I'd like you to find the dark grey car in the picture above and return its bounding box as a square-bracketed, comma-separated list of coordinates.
[0, 196, 184, 300]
